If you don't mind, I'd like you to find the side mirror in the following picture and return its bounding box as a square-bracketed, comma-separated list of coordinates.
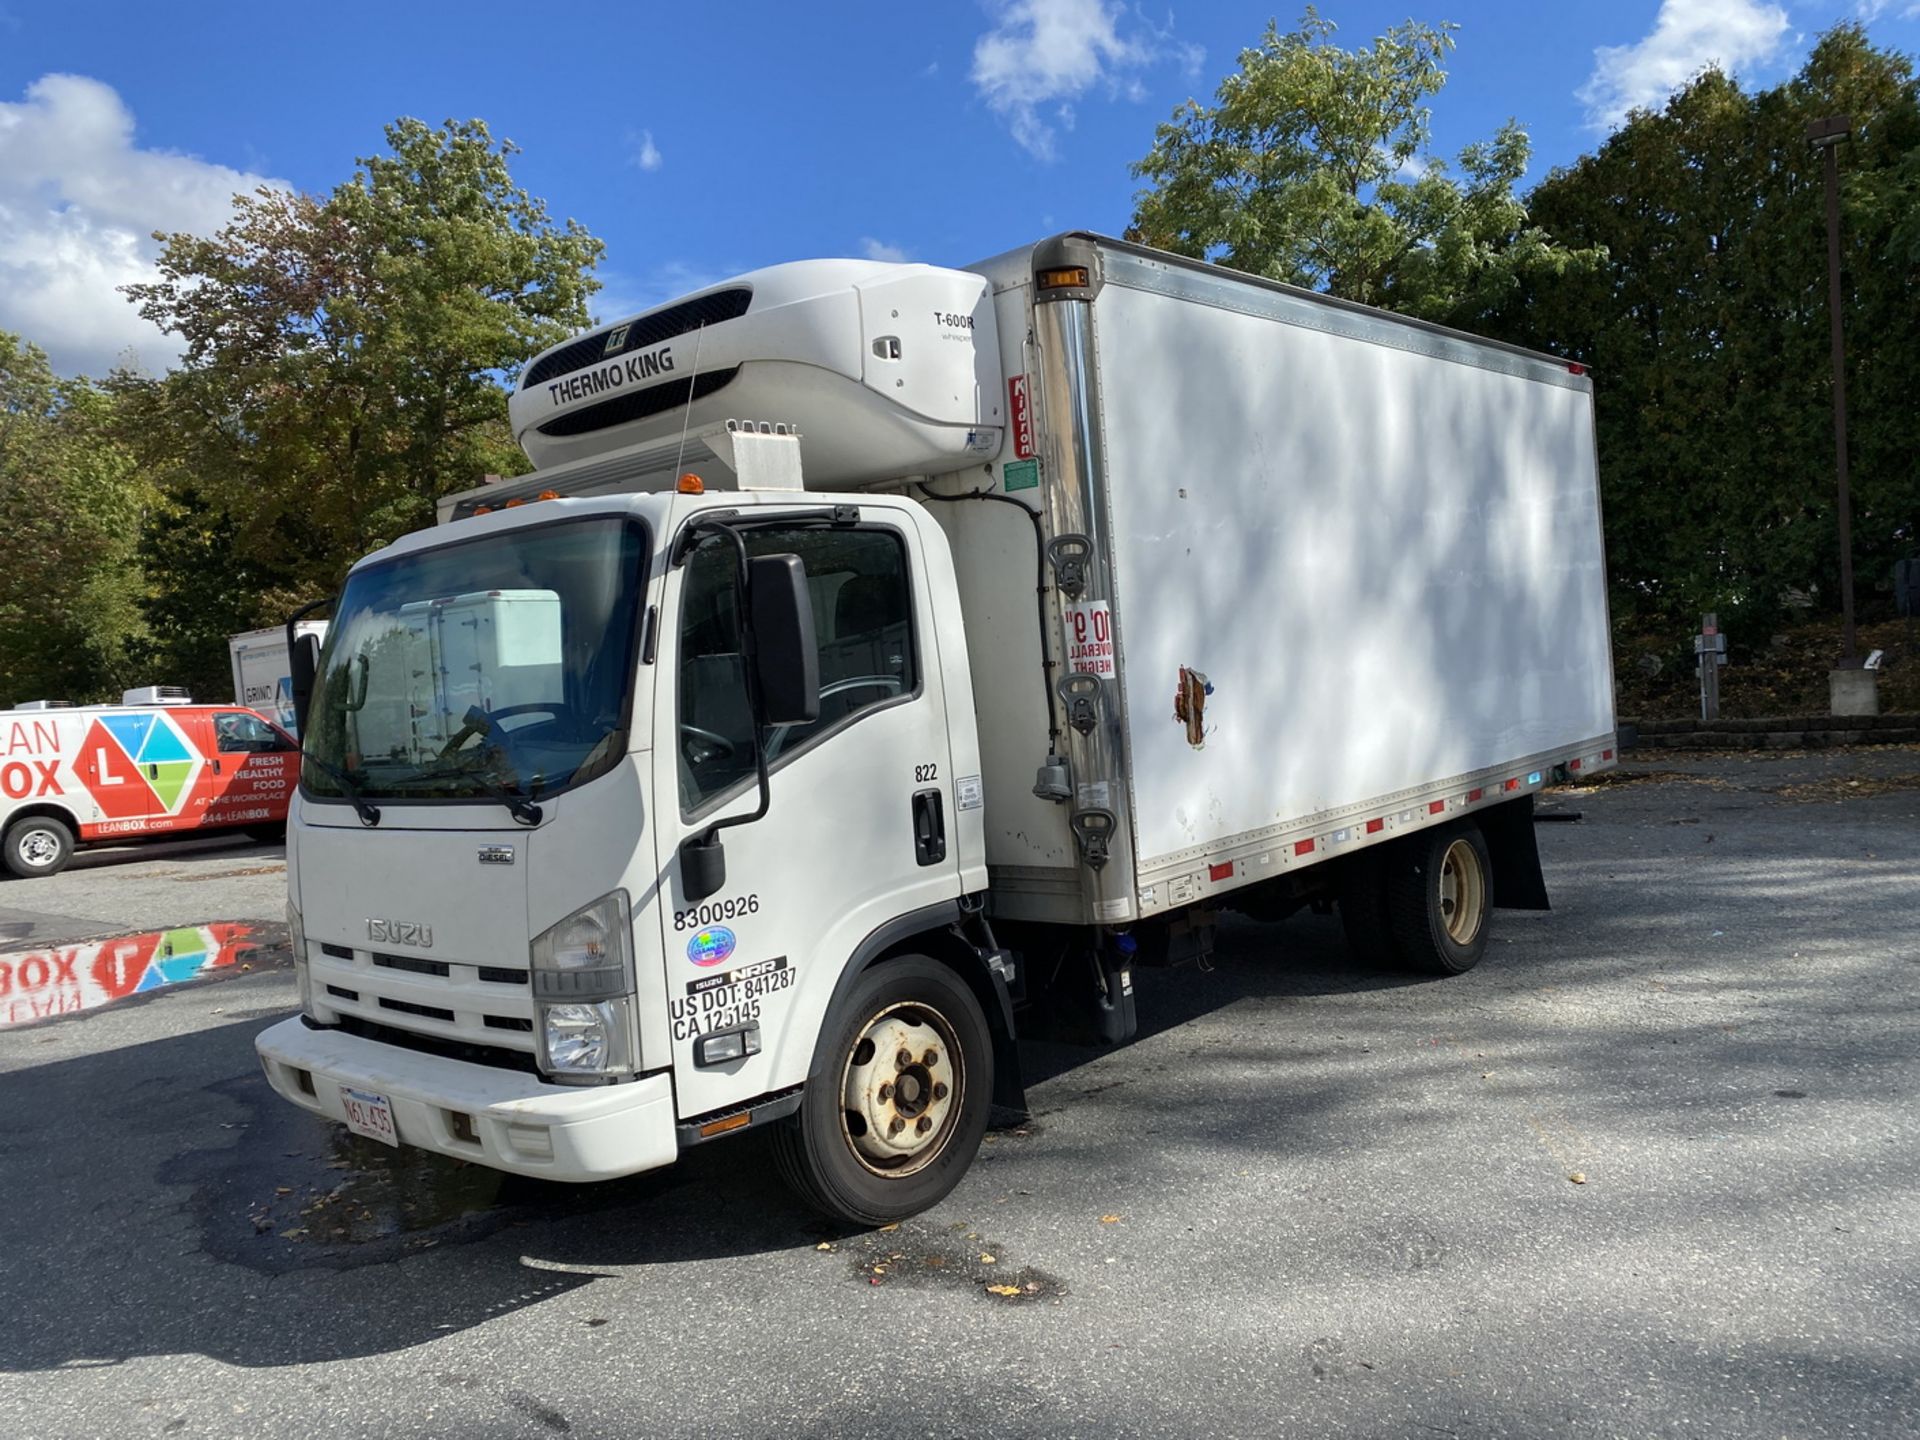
[680, 831, 727, 902]
[289, 633, 322, 738]
[748, 554, 820, 726]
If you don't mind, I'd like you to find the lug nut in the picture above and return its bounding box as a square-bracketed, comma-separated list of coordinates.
[896, 1048, 913, 1070]
[932, 1082, 948, 1101]
[878, 1082, 893, 1102]
[923, 1048, 939, 1066]
[888, 1116, 905, 1136]
[916, 1116, 932, 1134]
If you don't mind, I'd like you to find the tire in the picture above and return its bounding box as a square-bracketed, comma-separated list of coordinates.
[1384, 822, 1492, 976]
[3, 814, 76, 879]
[1337, 849, 1400, 964]
[772, 954, 993, 1226]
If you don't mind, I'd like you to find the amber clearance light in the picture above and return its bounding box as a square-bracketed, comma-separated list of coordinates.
[1036, 266, 1090, 291]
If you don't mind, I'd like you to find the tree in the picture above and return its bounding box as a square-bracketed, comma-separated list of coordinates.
[0, 331, 151, 702]
[122, 118, 605, 626]
[1129, 9, 1600, 322]
[1480, 25, 1920, 635]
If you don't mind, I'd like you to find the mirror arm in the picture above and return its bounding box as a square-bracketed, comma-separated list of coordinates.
[702, 525, 773, 841]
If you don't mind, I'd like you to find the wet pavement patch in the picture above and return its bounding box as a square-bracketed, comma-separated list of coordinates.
[0, 921, 283, 1029]
[823, 1221, 1065, 1304]
[188, 1070, 586, 1272]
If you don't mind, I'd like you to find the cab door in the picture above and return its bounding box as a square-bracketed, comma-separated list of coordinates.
[651, 502, 962, 1119]
[204, 709, 298, 829]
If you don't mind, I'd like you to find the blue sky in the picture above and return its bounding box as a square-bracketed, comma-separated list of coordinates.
[3, 1, 1916, 376]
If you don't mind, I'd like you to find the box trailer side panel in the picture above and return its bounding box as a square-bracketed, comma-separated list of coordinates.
[1090, 252, 1614, 874]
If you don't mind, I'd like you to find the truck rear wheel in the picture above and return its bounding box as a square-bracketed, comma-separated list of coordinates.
[4, 814, 75, 879]
[772, 954, 992, 1226]
[1337, 850, 1399, 964]
[1385, 823, 1491, 976]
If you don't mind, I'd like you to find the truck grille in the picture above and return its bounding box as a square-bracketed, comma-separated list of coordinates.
[307, 939, 536, 1061]
[522, 287, 753, 389]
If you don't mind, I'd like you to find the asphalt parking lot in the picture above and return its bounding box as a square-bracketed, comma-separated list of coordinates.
[1, 749, 1916, 1439]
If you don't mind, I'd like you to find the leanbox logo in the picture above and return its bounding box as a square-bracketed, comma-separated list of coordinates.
[81, 711, 202, 818]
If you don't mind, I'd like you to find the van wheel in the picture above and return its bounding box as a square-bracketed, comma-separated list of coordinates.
[772, 955, 992, 1226]
[1385, 823, 1491, 976]
[4, 815, 76, 879]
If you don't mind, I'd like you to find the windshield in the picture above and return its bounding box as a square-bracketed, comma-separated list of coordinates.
[304, 515, 649, 805]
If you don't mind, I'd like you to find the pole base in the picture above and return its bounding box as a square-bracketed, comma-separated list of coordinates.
[1829, 667, 1880, 717]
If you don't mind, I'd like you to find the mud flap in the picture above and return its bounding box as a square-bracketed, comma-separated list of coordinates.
[1478, 795, 1550, 910]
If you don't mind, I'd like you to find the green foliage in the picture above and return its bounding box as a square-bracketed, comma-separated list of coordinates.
[1478, 25, 1920, 638]
[1129, 8, 1602, 321]
[120, 117, 605, 670]
[0, 332, 152, 703]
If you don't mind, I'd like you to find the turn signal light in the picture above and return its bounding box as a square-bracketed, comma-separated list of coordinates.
[678, 473, 705, 494]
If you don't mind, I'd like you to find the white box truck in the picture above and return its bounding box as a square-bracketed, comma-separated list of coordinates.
[255, 234, 1616, 1223]
[230, 623, 328, 736]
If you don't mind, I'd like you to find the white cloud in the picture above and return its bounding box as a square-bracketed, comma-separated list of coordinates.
[970, 0, 1198, 161]
[1578, 0, 1791, 131]
[631, 129, 663, 172]
[859, 237, 911, 263]
[0, 74, 283, 376]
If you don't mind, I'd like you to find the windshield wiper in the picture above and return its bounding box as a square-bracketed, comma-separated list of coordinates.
[410, 753, 545, 827]
[302, 755, 382, 827]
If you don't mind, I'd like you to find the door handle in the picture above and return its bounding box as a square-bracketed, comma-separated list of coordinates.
[912, 788, 946, 867]
[212, 759, 223, 776]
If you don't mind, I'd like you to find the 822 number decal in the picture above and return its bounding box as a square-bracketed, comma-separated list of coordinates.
[914, 762, 938, 783]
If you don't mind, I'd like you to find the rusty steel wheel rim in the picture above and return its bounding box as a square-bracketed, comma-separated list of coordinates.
[839, 1001, 963, 1179]
[1438, 838, 1486, 945]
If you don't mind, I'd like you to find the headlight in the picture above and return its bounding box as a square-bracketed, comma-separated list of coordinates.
[288, 899, 312, 1017]
[532, 892, 635, 1079]
[543, 1002, 620, 1071]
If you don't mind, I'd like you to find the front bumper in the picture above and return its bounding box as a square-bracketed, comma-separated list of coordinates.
[255, 1016, 678, 1182]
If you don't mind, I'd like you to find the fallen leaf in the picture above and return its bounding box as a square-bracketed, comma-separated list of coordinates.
[586, 1317, 609, 1327]
[1568, 1172, 1587, 1185]
[980, 1253, 997, 1264]
[878, 1222, 901, 1232]
[815, 1242, 834, 1252]
[986, 1284, 1022, 1297]
[1099, 1214, 1122, 1224]
[274, 1186, 292, 1195]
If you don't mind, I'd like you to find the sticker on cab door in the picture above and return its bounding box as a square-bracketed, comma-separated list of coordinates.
[686, 926, 737, 967]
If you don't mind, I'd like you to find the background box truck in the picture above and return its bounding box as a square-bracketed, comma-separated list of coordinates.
[230, 623, 329, 736]
[255, 234, 1616, 1224]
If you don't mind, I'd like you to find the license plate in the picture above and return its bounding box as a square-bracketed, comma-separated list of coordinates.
[339, 1086, 399, 1148]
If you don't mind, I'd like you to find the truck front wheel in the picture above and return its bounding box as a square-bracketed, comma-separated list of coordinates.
[3, 814, 76, 879]
[773, 954, 993, 1226]
[1385, 823, 1492, 976]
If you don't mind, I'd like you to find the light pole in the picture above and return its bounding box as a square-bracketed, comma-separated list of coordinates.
[1807, 113, 1856, 663]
